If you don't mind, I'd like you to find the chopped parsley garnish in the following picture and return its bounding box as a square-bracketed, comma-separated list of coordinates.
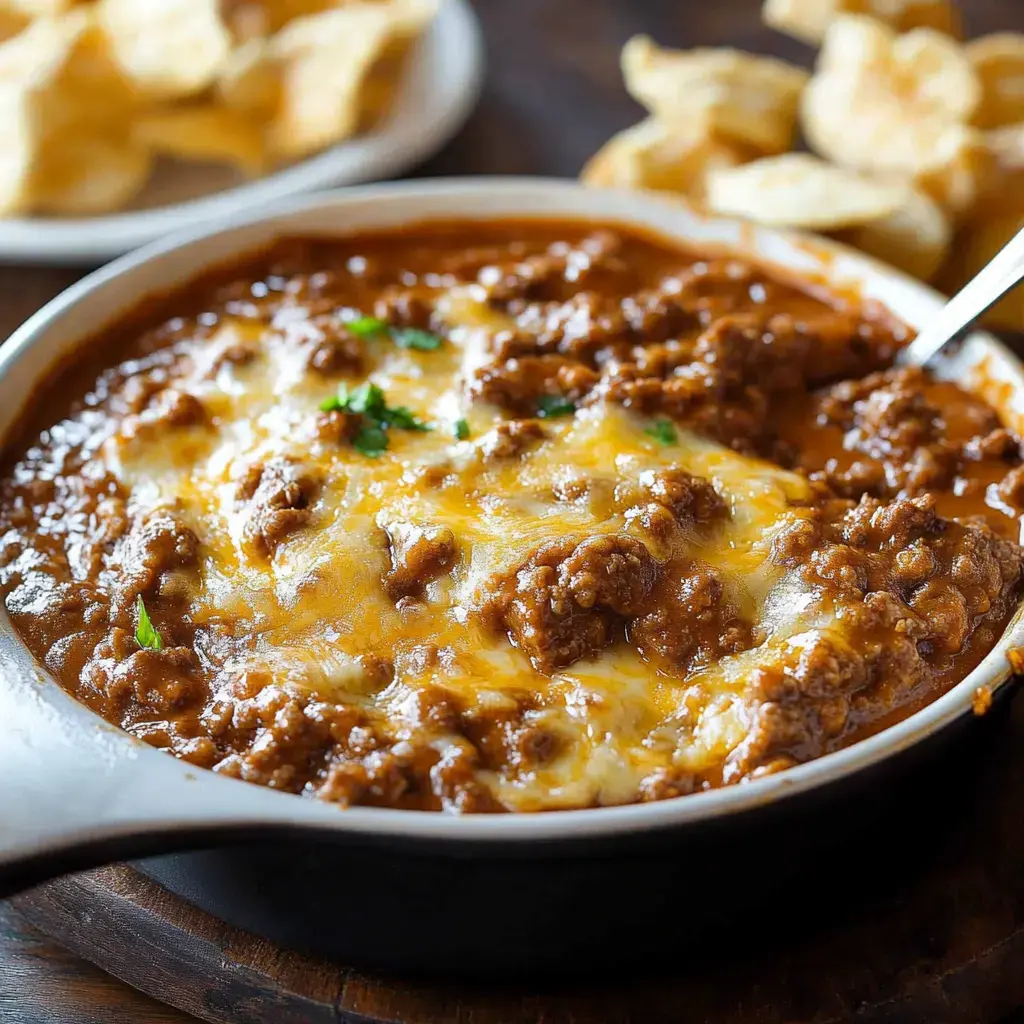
[345, 315, 389, 337]
[319, 394, 346, 412]
[353, 424, 389, 457]
[345, 313, 443, 351]
[454, 417, 470, 440]
[536, 394, 576, 419]
[645, 419, 678, 445]
[344, 381, 381, 415]
[391, 327, 443, 351]
[319, 381, 430, 457]
[135, 596, 163, 651]
[384, 405, 431, 431]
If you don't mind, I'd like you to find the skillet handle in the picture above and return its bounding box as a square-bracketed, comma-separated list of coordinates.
[0, 637, 280, 897]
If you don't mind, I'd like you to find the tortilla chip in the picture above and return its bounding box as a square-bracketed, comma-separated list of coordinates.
[580, 117, 750, 202]
[4, 0, 81, 12]
[222, 0, 341, 39]
[802, 16, 988, 215]
[762, 0, 961, 46]
[967, 34, 1024, 130]
[31, 132, 151, 213]
[0, 6, 28, 43]
[0, 7, 139, 214]
[133, 104, 266, 175]
[98, 0, 232, 101]
[266, 0, 433, 160]
[216, 37, 279, 118]
[838, 185, 951, 280]
[621, 35, 808, 155]
[705, 153, 907, 231]
[0, 87, 39, 214]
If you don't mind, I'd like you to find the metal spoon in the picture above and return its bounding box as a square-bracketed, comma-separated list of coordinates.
[900, 226, 1024, 366]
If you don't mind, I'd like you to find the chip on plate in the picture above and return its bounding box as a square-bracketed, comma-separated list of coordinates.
[98, 0, 232, 101]
[0, 8, 139, 214]
[265, 0, 436, 160]
[801, 16, 988, 215]
[3, 0, 81, 12]
[223, 0, 339, 40]
[705, 153, 908, 231]
[217, 37, 279, 119]
[580, 117, 750, 202]
[133, 104, 266, 175]
[762, 0, 961, 46]
[621, 35, 808, 155]
[967, 34, 1024, 130]
[30, 132, 151, 214]
[0, 6, 28, 43]
[838, 184, 951, 281]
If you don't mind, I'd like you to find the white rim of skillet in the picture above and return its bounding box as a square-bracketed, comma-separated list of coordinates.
[0, 0, 484, 266]
[2, 176, 1023, 847]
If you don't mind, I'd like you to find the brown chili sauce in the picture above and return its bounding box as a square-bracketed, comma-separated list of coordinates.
[1, 221, 1021, 812]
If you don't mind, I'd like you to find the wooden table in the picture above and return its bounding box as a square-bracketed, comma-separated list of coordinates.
[3, 0, 1024, 1020]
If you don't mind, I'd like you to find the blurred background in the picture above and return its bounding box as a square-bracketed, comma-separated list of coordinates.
[424, 0, 1024, 179]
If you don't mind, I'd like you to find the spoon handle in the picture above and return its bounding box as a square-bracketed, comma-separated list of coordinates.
[901, 226, 1024, 367]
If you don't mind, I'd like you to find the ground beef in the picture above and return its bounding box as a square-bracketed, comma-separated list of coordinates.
[630, 563, 752, 672]
[146, 388, 205, 428]
[615, 466, 727, 526]
[752, 493, 1024, 778]
[469, 354, 598, 415]
[305, 327, 363, 375]
[237, 458, 320, 557]
[773, 494, 1024, 632]
[477, 419, 547, 462]
[381, 521, 457, 600]
[801, 368, 1021, 501]
[723, 630, 870, 782]
[598, 313, 816, 455]
[373, 287, 436, 329]
[81, 636, 202, 717]
[110, 510, 199, 607]
[998, 465, 1024, 511]
[638, 766, 698, 801]
[487, 534, 659, 672]
[507, 292, 632, 362]
[478, 230, 626, 306]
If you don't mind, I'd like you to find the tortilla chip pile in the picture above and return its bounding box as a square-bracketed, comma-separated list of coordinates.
[582, 0, 1024, 330]
[0, 0, 437, 216]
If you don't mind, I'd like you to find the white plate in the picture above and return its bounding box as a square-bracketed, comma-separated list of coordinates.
[0, 0, 483, 266]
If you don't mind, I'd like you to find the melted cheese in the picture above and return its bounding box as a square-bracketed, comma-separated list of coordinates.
[100, 294, 824, 811]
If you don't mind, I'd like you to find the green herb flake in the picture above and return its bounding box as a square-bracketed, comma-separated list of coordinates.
[318, 380, 430, 453]
[346, 315, 389, 337]
[454, 418, 470, 440]
[383, 406, 431, 432]
[135, 596, 163, 651]
[645, 419, 678, 445]
[319, 383, 350, 413]
[536, 395, 576, 419]
[391, 327, 443, 351]
[353, 424, 390, 457]
[346, 381, 386, 417]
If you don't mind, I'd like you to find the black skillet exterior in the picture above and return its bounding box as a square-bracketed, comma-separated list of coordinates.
[135, 683, 1018, 978]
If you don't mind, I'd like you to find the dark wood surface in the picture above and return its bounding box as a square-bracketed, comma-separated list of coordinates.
[3, 0, 1024, 1021]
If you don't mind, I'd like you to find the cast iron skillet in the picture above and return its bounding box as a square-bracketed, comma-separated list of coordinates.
[1, 180, 1022, 974]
